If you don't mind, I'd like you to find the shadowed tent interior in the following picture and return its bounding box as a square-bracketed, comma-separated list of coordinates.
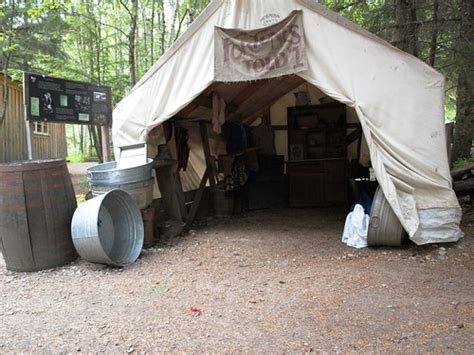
[166, 76, 368, 194]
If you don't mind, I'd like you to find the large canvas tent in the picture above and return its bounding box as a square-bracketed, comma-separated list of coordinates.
[113, 0, 463, 245]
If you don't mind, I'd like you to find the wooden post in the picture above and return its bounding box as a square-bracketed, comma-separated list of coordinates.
[154, 164, 186, 223]
[23, 106, 34, 160]
[186, 167, 210, 225]
[22, 72, 33, 160]
[199, 121, 216, 186]
[101, 125, 110, 162]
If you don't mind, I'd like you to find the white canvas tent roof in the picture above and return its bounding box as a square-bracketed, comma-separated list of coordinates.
[113, 0, 463, 245]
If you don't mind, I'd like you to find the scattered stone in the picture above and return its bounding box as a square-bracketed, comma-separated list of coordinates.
[438, 247, 447, 259]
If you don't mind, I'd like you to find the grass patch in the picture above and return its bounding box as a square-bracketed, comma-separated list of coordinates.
[67, 153, 89, 163]
[76, 194, 86, 204]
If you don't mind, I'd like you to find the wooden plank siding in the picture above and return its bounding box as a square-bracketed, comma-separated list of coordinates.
[0, 75, 67, 163]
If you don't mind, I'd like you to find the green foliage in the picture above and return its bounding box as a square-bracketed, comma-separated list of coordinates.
[452, 157, 474, 169]
[0, 1, 68, 72]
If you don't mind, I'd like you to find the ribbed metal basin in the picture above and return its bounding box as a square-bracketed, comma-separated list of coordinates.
[90, 178, 154, 209]
[367, 186, 406, 247]
[86, 159, 154, 185]
[71, 190, 144, 266]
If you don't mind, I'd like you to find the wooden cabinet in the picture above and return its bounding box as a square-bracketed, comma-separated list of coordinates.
[287, 103, 347, 207]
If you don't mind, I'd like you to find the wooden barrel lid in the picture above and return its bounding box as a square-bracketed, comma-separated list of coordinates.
[0, 158, 66, 173]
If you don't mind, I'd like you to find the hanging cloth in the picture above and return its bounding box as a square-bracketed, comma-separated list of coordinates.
[212, 92, 226, 134]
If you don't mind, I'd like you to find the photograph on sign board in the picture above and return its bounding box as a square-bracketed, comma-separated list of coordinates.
[78, 113, 90, 122]
[60, 95, 68, 107]
[75, 95, 91, 112]
[42, 92, 53, 113]
[93, 91, 107, 103]
[30, 97, 40, 116]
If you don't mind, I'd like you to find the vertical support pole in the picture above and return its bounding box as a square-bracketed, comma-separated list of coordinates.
[101, 125, 110, 162]
[199, 121, 216, 186]
[22, 72, 33, 160]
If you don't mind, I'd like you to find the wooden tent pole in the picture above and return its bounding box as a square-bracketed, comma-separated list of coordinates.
[199, 121, 216, 186]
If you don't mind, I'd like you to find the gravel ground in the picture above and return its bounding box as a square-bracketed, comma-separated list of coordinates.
[0, 207, 473, 353]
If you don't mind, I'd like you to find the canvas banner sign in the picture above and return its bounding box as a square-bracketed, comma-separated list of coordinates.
[214, 10, 307, 81]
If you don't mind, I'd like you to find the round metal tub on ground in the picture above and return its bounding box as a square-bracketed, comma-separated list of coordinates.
[367, 186, 406, 247]
[71, 189, 144, 266]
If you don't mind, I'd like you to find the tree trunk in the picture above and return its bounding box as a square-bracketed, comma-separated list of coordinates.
[89, 125, 103, 163]
[160, 3, 166, 55]
[0, 65, 9, 125]
[452, 0, 474, 161]
[428, 0, 439, 67]
[80, 125, 84, 155]
[150, 0, 156, 63]
[140, 0, 149, 69]
[394, 0, 419, 56]
[128, 0, 138, 87]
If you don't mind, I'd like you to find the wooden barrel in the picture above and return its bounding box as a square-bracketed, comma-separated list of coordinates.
[0, 159, 78, 271]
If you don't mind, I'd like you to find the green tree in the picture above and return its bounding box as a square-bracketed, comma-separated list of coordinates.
[0, 0, 66, 123]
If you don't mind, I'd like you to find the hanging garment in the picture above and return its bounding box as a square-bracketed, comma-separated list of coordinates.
[175, 127, 190, 171]
[221, 121, 247, 154]
[252, 123, 276, 155]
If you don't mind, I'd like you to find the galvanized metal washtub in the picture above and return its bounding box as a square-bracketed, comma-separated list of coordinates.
[86, 159, 154, 185]
[86, 159, 154, 209]
[89, 178, 154, 209]
[367, 186, 406, 246]
[71, 190, 144, 266]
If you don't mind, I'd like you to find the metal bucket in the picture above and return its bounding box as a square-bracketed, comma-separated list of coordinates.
[71, 190, 144, 266]
[367, 186, 406, 247]
[86, 159, 154, 185]
[90, 178, 154, 209]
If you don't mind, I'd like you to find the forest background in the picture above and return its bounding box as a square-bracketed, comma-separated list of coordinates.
[1, 0, 472, 165]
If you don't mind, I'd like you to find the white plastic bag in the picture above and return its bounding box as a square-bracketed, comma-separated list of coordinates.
[342, 204, 369, 248]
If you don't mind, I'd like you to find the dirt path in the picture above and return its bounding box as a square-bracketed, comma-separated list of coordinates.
[67, 162, 97, 196]
[0, 208, 473, 353]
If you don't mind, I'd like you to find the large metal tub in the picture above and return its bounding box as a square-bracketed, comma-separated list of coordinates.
[71, 190, 144, 266]
[89, 178, 154, 209]
[86, 159, 154, 186]
[367, 186, 406, 246]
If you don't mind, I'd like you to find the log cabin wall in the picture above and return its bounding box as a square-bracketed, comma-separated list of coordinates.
[0, 75, 67, 163]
